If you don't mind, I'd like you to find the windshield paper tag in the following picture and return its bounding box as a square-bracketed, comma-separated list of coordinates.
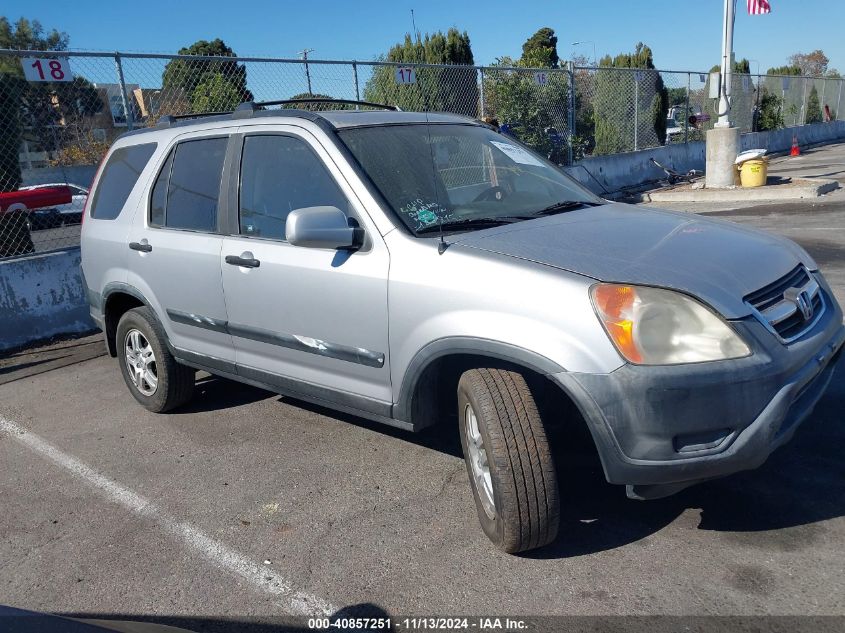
[489, 141, 545, 167]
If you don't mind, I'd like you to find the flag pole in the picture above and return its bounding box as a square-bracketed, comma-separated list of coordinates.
[716, 0, 736, 127]
[706, 0, 740, 187]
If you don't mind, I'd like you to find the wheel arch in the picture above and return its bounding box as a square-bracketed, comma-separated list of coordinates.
[101, 283, 151, 357]
[394, 337, 567, 429]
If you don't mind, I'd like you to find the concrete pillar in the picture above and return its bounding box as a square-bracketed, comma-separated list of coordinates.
[705, 126, 739, 188]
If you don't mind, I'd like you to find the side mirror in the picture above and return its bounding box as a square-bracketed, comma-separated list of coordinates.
[286, 206, 364, 250]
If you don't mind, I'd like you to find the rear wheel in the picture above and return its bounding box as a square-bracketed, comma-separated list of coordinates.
[458, 368, 560, 553]
[116, 307, 195, 412]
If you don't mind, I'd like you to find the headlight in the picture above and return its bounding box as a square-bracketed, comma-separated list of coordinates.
[590, 284, 751, 365]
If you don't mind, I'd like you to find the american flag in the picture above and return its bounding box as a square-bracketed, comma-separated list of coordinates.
[747, 0, 772, 15]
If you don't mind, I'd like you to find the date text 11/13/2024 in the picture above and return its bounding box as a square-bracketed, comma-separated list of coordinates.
[308, 616, 529, 630]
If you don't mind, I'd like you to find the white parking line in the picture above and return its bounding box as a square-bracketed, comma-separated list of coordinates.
[0, 416, 336, 617]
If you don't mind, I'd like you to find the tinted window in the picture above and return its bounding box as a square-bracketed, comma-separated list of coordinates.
[239, 135, 348, 240]
[89, 143, 156, 220]
[165, 137, 227, 232]
[149, 150, 174, 227]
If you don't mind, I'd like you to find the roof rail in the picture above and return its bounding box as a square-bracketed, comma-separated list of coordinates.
[157, 111, 232, 126]
[233, 98, 401, 118]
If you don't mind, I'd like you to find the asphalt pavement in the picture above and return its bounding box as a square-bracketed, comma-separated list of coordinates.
[1, 145, 845, 630]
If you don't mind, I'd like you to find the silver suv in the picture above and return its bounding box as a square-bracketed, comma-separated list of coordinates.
[81, 100, 844, 553]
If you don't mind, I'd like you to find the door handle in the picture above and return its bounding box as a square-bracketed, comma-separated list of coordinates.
[129, 241, 152, 253]
[225, 255, 260, 268]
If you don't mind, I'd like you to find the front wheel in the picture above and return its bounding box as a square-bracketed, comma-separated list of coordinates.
[116, 306, 195, 413]
[458, 368, 560, 553]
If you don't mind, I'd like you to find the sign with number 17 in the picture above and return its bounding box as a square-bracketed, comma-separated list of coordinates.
[394, 67, 416, 84]
[21, 57, 74, 83]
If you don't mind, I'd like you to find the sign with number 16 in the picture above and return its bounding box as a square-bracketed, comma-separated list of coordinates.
[21, 57, 74, 83]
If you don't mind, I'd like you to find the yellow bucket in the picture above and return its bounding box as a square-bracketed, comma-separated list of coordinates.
[739, 159, 768, 187]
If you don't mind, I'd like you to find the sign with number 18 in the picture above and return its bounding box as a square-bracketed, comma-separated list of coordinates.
[21, 57, 74, 83]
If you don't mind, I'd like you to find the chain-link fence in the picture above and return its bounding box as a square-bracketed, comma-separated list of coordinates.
[2, 48, 845, 260]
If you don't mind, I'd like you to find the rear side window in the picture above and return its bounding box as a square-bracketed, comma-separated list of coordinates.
[165, 138, 227, 232]
[89, 143, 156, 220]
[149, 150, 174, 227]
[150, 137, 227, 232]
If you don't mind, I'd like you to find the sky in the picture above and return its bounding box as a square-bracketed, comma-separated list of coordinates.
[3, 0, 843, 74]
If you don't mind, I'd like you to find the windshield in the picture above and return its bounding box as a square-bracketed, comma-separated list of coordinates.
[338, 123, 601, 235]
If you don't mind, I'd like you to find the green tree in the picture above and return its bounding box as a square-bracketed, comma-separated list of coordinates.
[709, 58, 752, 74]
[362, 29, 477, 116]
[284, 92, 354, 111]
[756, 89, 784, 131]
[0, 74, 21, 191]
[190, 73, 243, 113]
[0, 17, 99, 191]
[0, 17, 67, 62]
[593, 43, 669, 155]
[162, 39, 253, 113]
[482, 28, 572, 162]
[520, 27, 559, 69]
[766, 65, 801, 76]
[805, 85, 823, 123]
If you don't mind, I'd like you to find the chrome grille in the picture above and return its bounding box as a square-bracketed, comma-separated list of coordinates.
[745, 265, 825, 344]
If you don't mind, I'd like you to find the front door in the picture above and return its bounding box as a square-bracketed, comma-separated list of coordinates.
[220, 128, 391, 410]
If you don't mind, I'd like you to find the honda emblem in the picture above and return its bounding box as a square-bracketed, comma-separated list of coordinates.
[796, 290, 814, 321]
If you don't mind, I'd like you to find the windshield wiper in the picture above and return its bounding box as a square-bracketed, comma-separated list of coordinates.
[531, 200, 602, 216]
[416, 216, 525, 234]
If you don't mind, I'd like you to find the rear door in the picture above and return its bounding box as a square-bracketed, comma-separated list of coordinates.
[126, 131, 236, 368]
[220, 126, 392, 408]
[81, 142, 158, 306]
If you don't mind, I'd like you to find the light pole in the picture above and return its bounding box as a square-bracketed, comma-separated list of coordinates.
[571, 41, 596, 66]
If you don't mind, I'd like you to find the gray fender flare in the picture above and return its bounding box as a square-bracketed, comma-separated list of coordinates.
[392, 336, 565, 423]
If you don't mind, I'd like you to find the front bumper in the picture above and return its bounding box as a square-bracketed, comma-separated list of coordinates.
[551, 279, 845, 499]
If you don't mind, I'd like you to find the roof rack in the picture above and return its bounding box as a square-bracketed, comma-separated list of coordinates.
[157, 111, 232, 126]
[233, 98, 401, 118]
[153, 98, 400, 129]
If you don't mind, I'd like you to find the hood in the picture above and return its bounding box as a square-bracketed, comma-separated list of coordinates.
[452, 202, 815, 319]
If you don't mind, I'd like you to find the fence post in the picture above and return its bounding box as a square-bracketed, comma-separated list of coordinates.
[753, 74, 761, 132]
[633, 73, 639, 151]
[837, 79, 843, 120]
[567, 62, 575, 165]
[799, 77, 807, 125]
[352, 61, 360, 107]
[821, 77, 827, 116]
[479, 68, 485, 117]
[114, 52, 134, 131]
[684, 72, 690, 143]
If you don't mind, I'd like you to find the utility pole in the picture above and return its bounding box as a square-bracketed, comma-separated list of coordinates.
[298, 48, 315, 95]
[706, 0, 740, 188]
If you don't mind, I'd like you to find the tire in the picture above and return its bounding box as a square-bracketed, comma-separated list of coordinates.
[458, 368, 560, 553]
[116, 306, 195, 413]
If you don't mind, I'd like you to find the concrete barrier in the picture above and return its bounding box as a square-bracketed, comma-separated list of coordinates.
[741, 120, 845, 153]
[0, 247, 95, 352]
[565, 142, 705, 194]
[566, 120, 845, 195]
